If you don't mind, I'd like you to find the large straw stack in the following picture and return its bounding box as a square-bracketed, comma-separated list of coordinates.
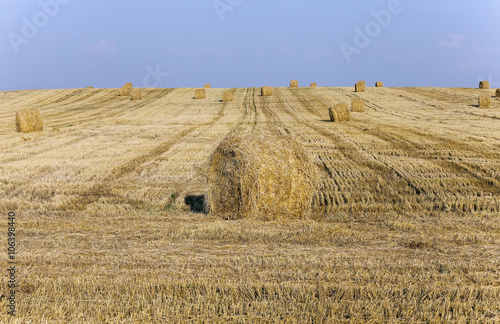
[222, 90, 235, 102]
[329, 103, 351, 122]
[207, 134, 316, 220]
[375, 82, 384, 87]
[478, 95, 491, 108]
[355, 82, 365, 92]
[261, 86, 273, 96]
[204, 84, 211, 89]
[195, 89, 206, 99]
[351, 98, 366, 112]
[479, 81, 490, 89]
[16, 108, 43, 133]
[120, 86, 131, 96]
[310, 83, 317, 88]
[130, 89, 142, 100]
[290, 80, 299, 88]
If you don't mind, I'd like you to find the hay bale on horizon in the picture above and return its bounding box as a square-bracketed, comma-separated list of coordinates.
[351, 98, 366, 112]
[479, 81, 490, 89]
[16, 108, 43, 133]
[86, 86, 93, 89]
[130, 89, 142, 100]
[375, 82, 384, 87]
[496, 89, 500, 97]
[355, 82, 365, 92]
[204, 84, 211, 89]
[478, 95, 491, 108]
[222, 90, 235, 102]
[290, 80, 298, 88]
[124, 83, 133, 89]
[310, 83, 317, 88]
[261, 86, 273, 96]
[195, 89, 206, 99]
[329, 103, 351, 122]
[120, 86, 131, 96]
[207, 134, 316, 220]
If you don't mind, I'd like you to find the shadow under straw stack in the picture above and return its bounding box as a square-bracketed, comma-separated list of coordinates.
[329, 103, 351, 122]
[16, 108, 43, 133]
[207, 134, 316, 221]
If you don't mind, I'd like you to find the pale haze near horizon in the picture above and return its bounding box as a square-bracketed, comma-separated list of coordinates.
[0, 0, 499, 91]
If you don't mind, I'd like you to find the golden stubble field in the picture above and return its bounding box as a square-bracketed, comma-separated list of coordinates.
[0, 86, 499, 322]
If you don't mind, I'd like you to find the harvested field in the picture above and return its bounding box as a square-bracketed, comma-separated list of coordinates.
[0, 86, 499, 322]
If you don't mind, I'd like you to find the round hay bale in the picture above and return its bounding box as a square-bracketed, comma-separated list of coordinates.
[310, 82, 317, 88]
[120, 86, 131, 96]
[329, 103, 351, 122]
[375, 82, 384, 87]
[290, 80, 298, 88]
[86, 86, 93, 89]
[261, 86, 273, 96]
[478, 95, 491, 108]
[479, 81, 490, 89]
[222, 90, 235, 102]
[207, 134, 316, 220]
[496, 89, 500, 97]
[16, 108, 43, 133]
[124, 83, 133, 89]
[195, 89, 206, 99]
[351, 98, 366, 112]
[204, 84, 211, 89]
[130, 89, 142, 100]
[355, 82, 365, 92]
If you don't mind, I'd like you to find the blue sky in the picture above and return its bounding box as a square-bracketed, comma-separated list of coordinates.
[1, 1, 499, 90]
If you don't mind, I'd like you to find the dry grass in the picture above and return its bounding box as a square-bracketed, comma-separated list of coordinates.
[204, 84, 211, 89]
[351, 97, 366, 112]
[222, 90, 235, 102]
[261, 86, 272, 96]
[355, 82, 365, 92]
[130, 89, 142, 101]
[290, 80, 298, 88]
[479, 81, 490, 89]
[375, 82, 384, 87]
[479, 95, 491, 108]
[329, 103, 352, 122]
[1, 86, 500, 322]
[194, 89, 206, 99]
[15, 108, 43, 133]
[207, 134, 316, 220]
[310, 82, 317, 88]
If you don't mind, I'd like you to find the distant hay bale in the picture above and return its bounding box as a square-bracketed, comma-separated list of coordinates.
[124, 83, 133, 89]
[207, 134, 316, 220]
[120, 86, 131, 96]
[261, 86, 273, 96]
[195, 89, 206, 99]
[351, 98, 366, 112]
[204, 84, 211, 89]
[479, 81, 490, 89]
[375, 82, 384, 87]
[130, 89, 142, 100]
[86, 86, 93, 89]
[310, 83, 317, 88]
[16, 108, 43, 133]
[222, 90, 235, 102]
[496, 89, 500, 97]
[329, 103, 351, 122]
[355, 82, 365, 92]
[478, 95, 491, 108]
[290, 80, 298, 88]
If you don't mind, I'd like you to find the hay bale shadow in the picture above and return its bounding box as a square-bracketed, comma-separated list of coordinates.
[184, 195, 206, 213]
